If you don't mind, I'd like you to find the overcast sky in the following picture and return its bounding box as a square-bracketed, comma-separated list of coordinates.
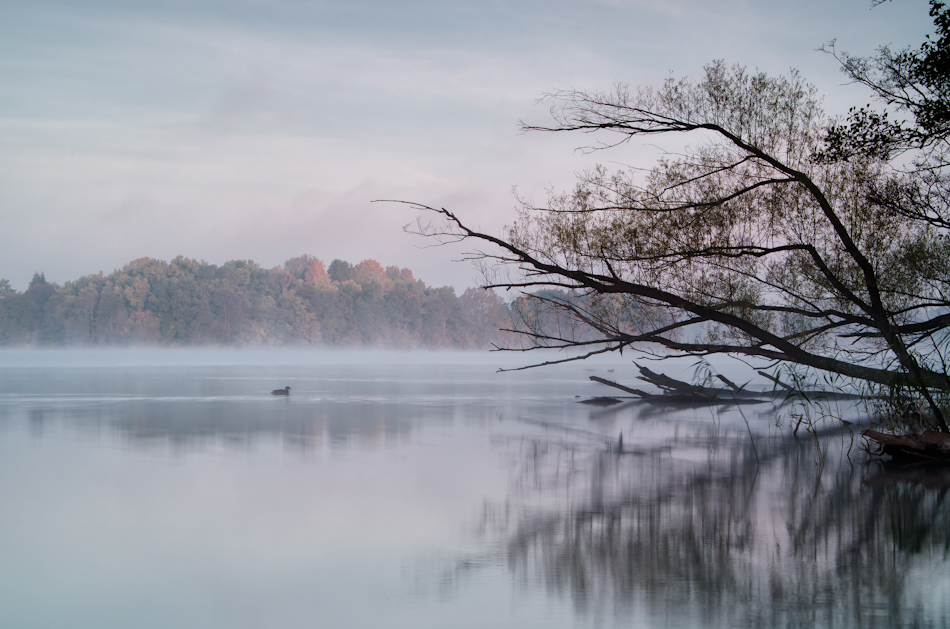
[0, 0, 936, 290]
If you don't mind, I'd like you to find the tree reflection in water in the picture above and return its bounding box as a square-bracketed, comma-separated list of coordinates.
[469, 417, 950, 628]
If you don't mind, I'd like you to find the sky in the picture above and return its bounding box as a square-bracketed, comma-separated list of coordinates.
[0, 0, 937, 291]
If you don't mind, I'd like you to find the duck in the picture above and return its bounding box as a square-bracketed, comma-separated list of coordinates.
[271, 386, 291, 396]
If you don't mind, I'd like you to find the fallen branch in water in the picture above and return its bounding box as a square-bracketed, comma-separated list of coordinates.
[716, 374, 742, 392]
[637, 366, 713, 398]
[588, 376, 650, 398]
[579, 396, 624, 406]
[590, 367, 768, 406]
[864, 429, 950, 461]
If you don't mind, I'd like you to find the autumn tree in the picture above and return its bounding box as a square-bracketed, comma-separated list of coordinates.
[284, 254, 330, 286]
[409, 2, 950, 429]
[0, 255, 511, 350]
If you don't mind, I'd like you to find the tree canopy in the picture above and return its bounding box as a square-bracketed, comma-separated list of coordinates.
[410, 1, 950, 429]
[0, 256, 510, 350]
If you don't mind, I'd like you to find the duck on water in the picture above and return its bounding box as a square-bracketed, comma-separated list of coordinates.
[271, 386, 291, 396]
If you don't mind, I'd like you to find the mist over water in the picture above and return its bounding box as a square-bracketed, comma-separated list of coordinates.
[0, 349, 947, 628]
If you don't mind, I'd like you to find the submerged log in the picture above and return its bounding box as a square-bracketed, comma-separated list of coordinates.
[589, 371, 767, 406]
[579, 396, 623, 406]
[864, 429, 950, 461]
[642, 394, 766, 406]
[716, 374, 742, 392]
[637, 365, 767, 399]
[636, 366, 713, 398]
[588, 376, 650, 398]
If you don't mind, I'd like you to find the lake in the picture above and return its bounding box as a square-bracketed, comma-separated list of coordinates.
[0, 349, 947, 628]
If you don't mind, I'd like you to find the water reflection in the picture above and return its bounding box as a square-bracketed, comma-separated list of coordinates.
[18, 396, 433, 455]
[2, 357, 949, 628]
[0, 363, 488, 453]
[468, 421, 950, 628]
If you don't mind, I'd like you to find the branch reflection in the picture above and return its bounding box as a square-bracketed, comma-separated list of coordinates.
[471, 420, 950, 628]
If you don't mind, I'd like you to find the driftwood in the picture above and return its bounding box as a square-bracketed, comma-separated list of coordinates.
[586, 364, 874, 409]
[637, 366, 713, 398]
[864, 429, 950, 461]
[637, 365, 767, 399]
[590, 367, 768, 406]
[579, 396, 623, 406]
[588, 376, 650, 397]
[716, 374, 741, 392]
[641, 394, 767, 407]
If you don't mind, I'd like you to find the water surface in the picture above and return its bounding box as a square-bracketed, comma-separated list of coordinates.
[0, 350, 947, 628]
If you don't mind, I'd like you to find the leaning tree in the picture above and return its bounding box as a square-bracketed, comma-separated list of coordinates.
[404, 1, 950, 429]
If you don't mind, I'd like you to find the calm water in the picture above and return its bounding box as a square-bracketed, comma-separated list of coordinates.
[0, 349, 948, 628]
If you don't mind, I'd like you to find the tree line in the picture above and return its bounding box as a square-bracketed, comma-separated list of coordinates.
[0, 255, 513, 348]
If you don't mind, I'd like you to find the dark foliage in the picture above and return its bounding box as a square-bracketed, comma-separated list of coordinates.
[819, 1, 950, 162]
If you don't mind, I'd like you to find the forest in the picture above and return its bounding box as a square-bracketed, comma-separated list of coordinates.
[0, 255, 512, 349]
